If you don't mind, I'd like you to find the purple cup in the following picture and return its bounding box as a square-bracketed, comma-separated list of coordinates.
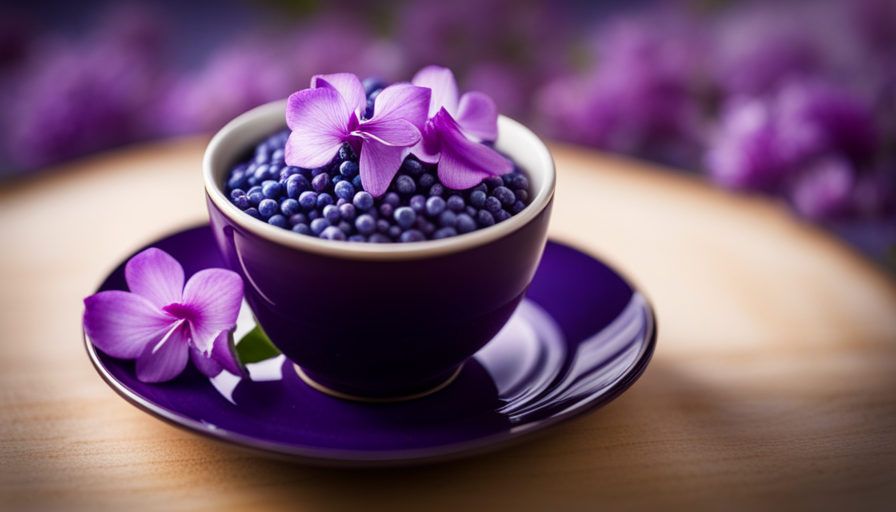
[203, 100, 555, 400]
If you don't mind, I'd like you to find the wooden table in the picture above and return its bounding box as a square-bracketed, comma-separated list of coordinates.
[2, 138, 895, 511]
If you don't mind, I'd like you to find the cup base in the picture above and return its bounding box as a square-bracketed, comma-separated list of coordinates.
[294, 364, 465, 403]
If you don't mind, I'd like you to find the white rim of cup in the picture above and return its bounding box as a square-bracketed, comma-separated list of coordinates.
[203, 99, 556, 261]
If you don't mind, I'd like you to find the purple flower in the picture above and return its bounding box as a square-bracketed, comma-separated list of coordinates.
[83, 248, 244, 383]
[410, 65, 512, 189]
[284, 73, 430, 197]
[790, 156, 856, 221]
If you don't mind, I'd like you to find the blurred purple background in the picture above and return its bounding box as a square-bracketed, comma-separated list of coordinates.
[1, 0, 894, 271]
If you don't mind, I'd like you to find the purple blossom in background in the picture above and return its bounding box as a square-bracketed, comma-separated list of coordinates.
[5, 3, 167, 169]
[535, 8, 705, 167]
[154, 40, 293, 136]
[83, 248, 244, 383]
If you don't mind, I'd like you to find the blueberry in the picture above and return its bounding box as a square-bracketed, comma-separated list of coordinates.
[310, 218, 330, 235]
[227, 171, 248, 190]
[339, 160, 359, 177]
[362, 76, 387, 95]
[409, 194, 426, 213]
[401, 158, 424, 176]
[477, 210, 495, 227]
[355, 214, 376, 235]
[247, 185, 262, 195]
[429, 183, 445, 197]
[469, 190, 487, 208]
[253, 164, 270, 180]
[254, 149, 269, 165]
[352, 175, 363, 190]
[472, 183, 488, 193]
[512, 174, 529, 190]
[271, 148, 285, 164]
[417, 218, 436, 235]
[311, 167, 327, 177]
[339, 203, 356, 221]
[433, 227, 458, 239]
[417, 173, 435, 190]
[289, 213, 308, 226]
[268, 214, 288, 229]
[353, 191, 374, 211]
[323, 204, 341, 224]
[369, 233, 392, 243]
[338, 221, 353, 234]
[298, 191, 318, 210]
[494, 209, 511, 223]
[456, 213, 476, 234]
[230, 188, 245, 200]
[485, 176, 504, 190]
[376, 219, 391, 233]
[493, 186, 515, 206]
[447, 194, 465, 212]
[439, 210, 457, 228]
[281, 198, 300, 216]
[312, 173, 330, 192]
[511, 200, 526, 214]
[332, 174, 344, 184]
[465, 205, 477, 217]
[258, 199, 278, 218]
[316, 193, 334, 209]
[320, 226, 346, 241]
[503, 173, 514, 185]
[233, 196, 249, 209]
[425, 196, 446, 217]
[244, 207, 260, 219]
[348, 234, 367, 243]
[336, 198, 348, 206]
[334, 180, 355, 200]
[339, 144, 357, 162]
[400, 229, 425, 243]
[485, 196, 502, 213]
[387, 225, 402, 239]
[292, 223, 312, 235]
[379, 203, 394, 218]
[514, 189, 529, 203]
[281, 166, 302, 178]
[384, 192, 400, 206]
[307, 209, 320, 221]
[394, 206, 416, 229]
[395, 175, 416, 195]
[247, 189, 264, 206]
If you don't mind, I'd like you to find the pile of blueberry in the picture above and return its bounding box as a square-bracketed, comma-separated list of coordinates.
[223, 131, 531, 243]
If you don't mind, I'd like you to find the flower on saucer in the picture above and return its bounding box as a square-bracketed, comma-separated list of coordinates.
[83, 248, 244, 383]
[410, 65, 513, 189]
[284, 73, 431, 197]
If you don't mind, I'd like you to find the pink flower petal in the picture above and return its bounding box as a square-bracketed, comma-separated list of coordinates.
[457, 91, 499, 142]
[285, 88, 351, 169]
[409, 121, 441, 164]
[359, 118, 421, 147]
[412, 65, 459, 118]
[124, 248, 184, 309]
[181, 269, 244, 354]
[135, 321, 190, 383]
[367, 83, 431, 132]
[311, 73, 367, 115]
[359, 140, 406, 197]
[83, 290, 176, 359]
[433, 108, 513, 190]
[190, 343, 222, 378]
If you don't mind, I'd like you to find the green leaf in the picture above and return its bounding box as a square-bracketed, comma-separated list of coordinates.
[235, 325, 281, 364]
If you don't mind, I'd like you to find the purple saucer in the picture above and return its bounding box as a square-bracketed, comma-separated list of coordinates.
[84, 226, 656, 467]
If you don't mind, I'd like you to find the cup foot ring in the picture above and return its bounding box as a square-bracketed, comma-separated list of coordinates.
[293, 364, 465, 403]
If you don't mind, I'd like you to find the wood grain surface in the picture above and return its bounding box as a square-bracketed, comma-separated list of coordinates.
[1, 138, 895, 511]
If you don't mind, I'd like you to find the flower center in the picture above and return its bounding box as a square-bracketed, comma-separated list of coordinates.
[162, 302, 200, 324]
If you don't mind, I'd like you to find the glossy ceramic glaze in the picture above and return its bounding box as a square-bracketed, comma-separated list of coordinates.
[203, 100, 556, 398]
[84, 226, 656, 467]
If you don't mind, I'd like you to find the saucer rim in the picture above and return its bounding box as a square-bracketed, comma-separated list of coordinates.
[82, 226, 657, 468]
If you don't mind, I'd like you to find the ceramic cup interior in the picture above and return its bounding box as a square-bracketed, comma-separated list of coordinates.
[203, 99, 556, 400]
